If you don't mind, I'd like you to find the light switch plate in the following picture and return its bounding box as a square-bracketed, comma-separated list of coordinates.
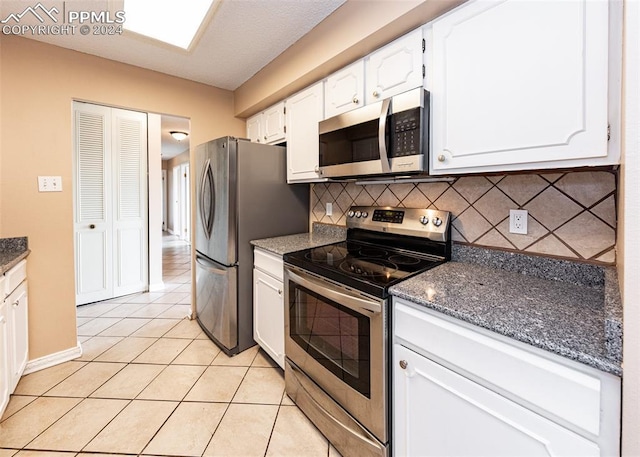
[38, 176, 63, 192]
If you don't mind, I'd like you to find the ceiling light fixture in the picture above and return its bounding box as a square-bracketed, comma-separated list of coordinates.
[170, 131, 189, 141]
[123, 0, 217, 50]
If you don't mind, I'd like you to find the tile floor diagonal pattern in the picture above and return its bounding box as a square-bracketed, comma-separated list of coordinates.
[0, 234, 342, 457]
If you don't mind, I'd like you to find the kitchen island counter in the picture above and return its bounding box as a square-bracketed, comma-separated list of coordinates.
[390, 245, 622, 376]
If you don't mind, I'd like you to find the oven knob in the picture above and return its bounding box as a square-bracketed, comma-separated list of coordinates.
[432, 217, 443, 227]
[355, 211, 362, 218]
[361, 211, 368, 218]
[348, 210, 355, 218]
[419, 215, 429, 225]
[399, 360, 408, 370]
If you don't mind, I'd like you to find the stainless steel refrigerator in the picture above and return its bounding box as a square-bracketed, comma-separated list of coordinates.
[195, 136, 309, 355]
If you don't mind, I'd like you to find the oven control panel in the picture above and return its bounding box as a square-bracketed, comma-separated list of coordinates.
[346, 206, 450, 242]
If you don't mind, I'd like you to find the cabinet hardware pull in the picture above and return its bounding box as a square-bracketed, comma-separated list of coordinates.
[12, 301, 19, 308]
[352, 97, 359, 104]
[372, 90, 379, 98]
[399, 360, 408, 369]
[278, 289, 282, 295]
[89, 224, 96, 229]
[437, 154, 445, 162]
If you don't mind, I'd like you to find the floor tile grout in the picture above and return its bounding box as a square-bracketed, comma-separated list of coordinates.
[1, 233, 338, 457]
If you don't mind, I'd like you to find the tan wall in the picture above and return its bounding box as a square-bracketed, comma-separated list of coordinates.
[234, 0, 464, 117]
[0, 36, 245, 360]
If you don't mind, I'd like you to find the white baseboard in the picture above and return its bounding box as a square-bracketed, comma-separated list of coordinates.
[23, 342, 83, 375]
[149, 282, 165, 292]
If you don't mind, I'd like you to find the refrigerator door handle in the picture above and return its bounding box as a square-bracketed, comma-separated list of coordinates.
[199, 159, 215, 240]
[196, 255, 227, 274]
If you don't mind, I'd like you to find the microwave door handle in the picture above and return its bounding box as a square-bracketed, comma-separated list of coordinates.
[378, 97, 392, 173]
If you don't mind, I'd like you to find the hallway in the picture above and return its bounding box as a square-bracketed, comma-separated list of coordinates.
[0, 234, 338, 456]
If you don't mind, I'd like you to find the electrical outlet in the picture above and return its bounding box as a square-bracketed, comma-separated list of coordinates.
[509, 209, 528, 234]
[326, 202, 333, 216]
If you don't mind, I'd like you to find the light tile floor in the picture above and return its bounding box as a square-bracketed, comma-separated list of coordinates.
[0, 234, 341, 457]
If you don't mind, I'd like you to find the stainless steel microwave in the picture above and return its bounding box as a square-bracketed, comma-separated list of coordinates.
[319, 87, 429, 179]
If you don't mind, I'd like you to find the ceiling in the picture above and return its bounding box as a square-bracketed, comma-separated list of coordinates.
[0, 0, 347, 90]
[0, 0, 348, 159]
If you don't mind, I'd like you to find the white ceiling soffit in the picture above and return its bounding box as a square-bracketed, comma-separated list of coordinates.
[0, 0, 347, 90]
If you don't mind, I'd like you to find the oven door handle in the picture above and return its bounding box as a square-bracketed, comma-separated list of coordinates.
[287, 268, 382, 315]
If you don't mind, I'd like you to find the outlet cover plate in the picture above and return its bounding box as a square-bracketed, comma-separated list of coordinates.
[326, 202, 333, 216]
[509, 209, 528, 234]
[38, 176, 63, 192]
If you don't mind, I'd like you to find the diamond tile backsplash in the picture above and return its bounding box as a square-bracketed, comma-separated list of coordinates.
[311, 171, 617, 264]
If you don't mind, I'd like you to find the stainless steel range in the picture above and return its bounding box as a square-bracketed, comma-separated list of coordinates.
[283, 206, 452, 457]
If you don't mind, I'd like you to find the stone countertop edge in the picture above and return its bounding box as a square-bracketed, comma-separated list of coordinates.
[391, 244, 623, 377]
[0, 237, 30, 275]
[250, 222, 347, 256]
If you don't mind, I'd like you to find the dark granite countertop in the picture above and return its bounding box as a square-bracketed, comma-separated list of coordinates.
[250, 223, 347, 256]
[390, 245, 623, 377]
[0, 237, 30, 275]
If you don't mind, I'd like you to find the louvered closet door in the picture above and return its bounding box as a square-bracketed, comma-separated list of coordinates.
[112, 108, 148, 297]
[73, 102, 148, 305]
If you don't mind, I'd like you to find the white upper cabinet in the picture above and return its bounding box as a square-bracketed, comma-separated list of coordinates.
[365, 28, 424, 104]
[428, 0, 614, 174]
[324, 60, 365, 118]
[246, 101, 286, 145]
[286, 82, 327, 183]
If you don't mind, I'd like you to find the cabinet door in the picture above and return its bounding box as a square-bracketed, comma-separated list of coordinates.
[394, 344, 600, 457]
[286, 82, 326, 183]
[365, 28, 424, 104]
[253, 269, 284, 368]
[325, 60, 365, 118]
[263, 102, 286, 145]
[0, 302, 10, 417]
[429, 0, 610, 174]
[246, 114, 262, 143]
[7, 281, 28, 392]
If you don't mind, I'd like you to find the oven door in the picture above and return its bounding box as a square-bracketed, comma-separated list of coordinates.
[284, 265, 387, 444]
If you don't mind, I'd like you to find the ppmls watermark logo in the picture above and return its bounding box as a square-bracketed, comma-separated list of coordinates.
[2, 2, 125, 37]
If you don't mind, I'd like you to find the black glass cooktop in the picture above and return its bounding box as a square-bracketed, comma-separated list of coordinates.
[284, 240, 446, 299]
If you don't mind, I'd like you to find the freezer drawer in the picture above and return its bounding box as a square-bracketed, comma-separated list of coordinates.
[195, 254, 238, 352]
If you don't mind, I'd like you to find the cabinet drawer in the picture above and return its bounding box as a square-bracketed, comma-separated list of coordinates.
[394, 300, 602, 437]
[254, 248, 283, 281]
[5, 260, 27, 297]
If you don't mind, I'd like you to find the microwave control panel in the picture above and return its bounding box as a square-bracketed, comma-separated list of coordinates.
[391, 107, 422, 157]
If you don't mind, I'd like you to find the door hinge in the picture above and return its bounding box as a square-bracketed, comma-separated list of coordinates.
[422, 64, 425, 78]
[607, 124, 611, 141]
[283, 106, 286, 115]
[422, 38, 425, 53]
[184, 173, 187, 177]
[284, 125, 287, 134]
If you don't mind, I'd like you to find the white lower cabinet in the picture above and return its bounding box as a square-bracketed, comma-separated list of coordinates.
[394, 344, 599, 457]
[253, 248, 285, 368]
[0, 298, 10, 416]
[393, 298, 621, 456]
[7, 280, 28, 391]
[0, 259, 29, 418]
